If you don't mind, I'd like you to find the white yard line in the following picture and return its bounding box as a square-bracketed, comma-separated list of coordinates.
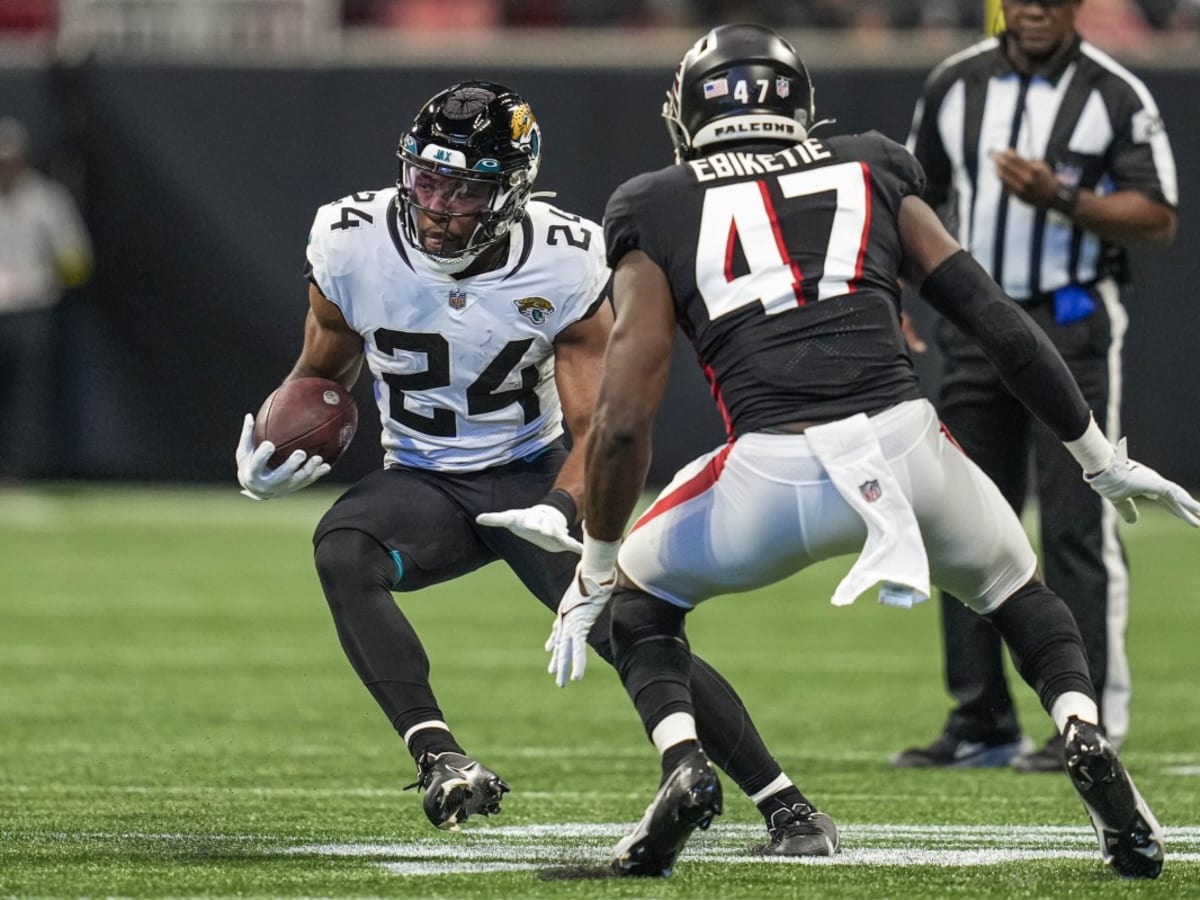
[290, 823, 1200, 875]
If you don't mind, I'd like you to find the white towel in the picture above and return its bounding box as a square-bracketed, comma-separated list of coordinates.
[806, 413, 930, 608]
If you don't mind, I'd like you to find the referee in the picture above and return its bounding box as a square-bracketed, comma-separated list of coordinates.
[894, 0, 1177, 771]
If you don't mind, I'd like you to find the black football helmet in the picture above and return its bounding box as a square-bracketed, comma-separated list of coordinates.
[663, 24, 815, 163]
[397, 81, 542, 262]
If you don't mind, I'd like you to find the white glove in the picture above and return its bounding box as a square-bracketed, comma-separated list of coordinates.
[235, 413, 330, 500]
[547, 567, 615, 687]
[475, 504, 582, 554]
[1086, 438, 1200, 526]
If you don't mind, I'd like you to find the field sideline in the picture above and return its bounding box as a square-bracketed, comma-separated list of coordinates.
[2, 484, 1199, 898]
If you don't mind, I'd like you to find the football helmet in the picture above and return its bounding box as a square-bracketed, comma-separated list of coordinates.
[397, 81, 542, 266]
[663, 24, 815, 163]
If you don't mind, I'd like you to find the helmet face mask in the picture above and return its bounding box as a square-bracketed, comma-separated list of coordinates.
[398, 81, 541, 264]
[663, 24, 815, 163]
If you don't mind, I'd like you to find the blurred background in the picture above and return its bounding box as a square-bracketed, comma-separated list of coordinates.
[1, 0, 1197, 488]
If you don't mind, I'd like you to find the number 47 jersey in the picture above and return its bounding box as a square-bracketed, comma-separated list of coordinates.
[604, 132, 926, 438]
[306, 190, 609, 472]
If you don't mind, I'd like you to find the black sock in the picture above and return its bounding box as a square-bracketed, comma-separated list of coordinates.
[756, 786, 813, 824]
[407, 727, 465, 762]
[661, 739, 701, 782]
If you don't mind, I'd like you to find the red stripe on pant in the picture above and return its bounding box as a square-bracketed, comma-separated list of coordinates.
[630, 443, 734, 533]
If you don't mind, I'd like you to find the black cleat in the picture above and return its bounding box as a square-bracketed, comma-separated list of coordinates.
[761, 802, 840, 857]
[405, 751, 510, 832]
[1063, 717, 1164, 879]
[611, 748, 723, 877]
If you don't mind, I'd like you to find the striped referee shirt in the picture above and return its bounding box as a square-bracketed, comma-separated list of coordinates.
[907, 33, 1177, 301]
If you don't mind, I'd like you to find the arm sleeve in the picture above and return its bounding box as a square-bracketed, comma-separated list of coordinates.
[919, 250, 1090, 441]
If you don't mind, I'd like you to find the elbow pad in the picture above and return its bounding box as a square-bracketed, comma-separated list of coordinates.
[919, 251, 1089, 441]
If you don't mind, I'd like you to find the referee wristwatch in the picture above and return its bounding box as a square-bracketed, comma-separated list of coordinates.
[1049, 183, 1080, 216]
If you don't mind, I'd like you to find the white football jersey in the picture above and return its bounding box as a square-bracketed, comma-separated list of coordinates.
[306, 189, 608, 472]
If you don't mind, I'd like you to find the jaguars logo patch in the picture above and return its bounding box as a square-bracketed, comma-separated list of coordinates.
[514, 296, 554, 325]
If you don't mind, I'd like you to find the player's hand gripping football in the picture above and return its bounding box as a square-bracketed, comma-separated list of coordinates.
[235, 414, 330, 500]
[475, 504, 583, 554]
[547, 565, 615, 687]
[1086, 438, 1200, 526]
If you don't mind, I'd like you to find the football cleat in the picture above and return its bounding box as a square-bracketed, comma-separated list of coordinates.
[891, 731, 1031, 768]
[1063, 717, 1164, 879]
[611, 748, 722, 877]
[761, 802, 840, 857]
[1011, 732, 1066, 773]
[405, 751, 510, 832]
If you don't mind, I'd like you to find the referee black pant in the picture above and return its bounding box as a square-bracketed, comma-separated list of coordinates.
[934, 278, 1130, 749]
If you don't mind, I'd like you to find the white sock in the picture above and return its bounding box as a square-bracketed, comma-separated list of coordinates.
[749, 773, 793, 805]
[1051, 692, 1099, 734]
[403, 720, 451, 750]
[651, 712, 697, 754]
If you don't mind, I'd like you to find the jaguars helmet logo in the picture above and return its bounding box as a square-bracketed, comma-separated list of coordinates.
[514, 296, 554, 325]
[510, 102, 535, 142]
[509, 103, 541, 173]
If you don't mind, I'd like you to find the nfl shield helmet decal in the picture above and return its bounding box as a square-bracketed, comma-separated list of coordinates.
[448, 289, 467, 309]
[859, 479, 882, 503]
[776, 76, 791, 98]
[514, 296, 554, 324]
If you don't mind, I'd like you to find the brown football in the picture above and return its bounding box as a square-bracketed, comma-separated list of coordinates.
[253, 377, 358, 469]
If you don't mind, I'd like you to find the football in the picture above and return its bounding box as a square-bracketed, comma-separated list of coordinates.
[253, 377, 358, 469]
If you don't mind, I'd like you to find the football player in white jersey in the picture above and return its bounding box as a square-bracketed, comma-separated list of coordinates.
[233, 81, 835, 851]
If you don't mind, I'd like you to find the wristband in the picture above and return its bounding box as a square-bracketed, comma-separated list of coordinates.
[1064, 414, 1115, 475]
[581, 532, 621, 577]
[541, 488, 578, 526]
[1049, 183, 1079, 216]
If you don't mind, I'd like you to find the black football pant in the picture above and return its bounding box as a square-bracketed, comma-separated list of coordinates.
[934, 280, 1129, 747]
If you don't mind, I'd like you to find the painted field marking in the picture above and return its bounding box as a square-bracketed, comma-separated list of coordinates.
[291, 822, 1200, 876]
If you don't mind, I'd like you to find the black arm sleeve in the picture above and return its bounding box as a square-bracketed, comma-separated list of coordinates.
[919, 250, 1089, 441]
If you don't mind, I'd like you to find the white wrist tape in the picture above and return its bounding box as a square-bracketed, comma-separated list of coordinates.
[1064, 415, 1116, 475]
[580, 530, 621, 578]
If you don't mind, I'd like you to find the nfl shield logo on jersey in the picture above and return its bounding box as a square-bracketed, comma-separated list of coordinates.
[859, 479, 882, 503]
[448, 289, 467, 310]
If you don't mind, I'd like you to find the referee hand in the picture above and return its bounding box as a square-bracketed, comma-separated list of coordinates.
[992, 149, 1058, 209]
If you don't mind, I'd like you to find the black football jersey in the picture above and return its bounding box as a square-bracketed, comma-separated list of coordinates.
[604, 132, 925, 437]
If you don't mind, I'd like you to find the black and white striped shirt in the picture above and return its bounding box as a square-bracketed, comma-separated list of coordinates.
[907, 34, 1177, 301]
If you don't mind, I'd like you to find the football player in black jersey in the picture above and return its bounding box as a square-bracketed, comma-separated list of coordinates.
[543, 24, 1198, 879]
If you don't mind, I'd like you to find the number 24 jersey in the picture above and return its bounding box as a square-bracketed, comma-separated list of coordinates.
[307, 190, 608, 472]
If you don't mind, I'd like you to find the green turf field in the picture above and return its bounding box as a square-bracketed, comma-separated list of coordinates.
[2, 484, 1198, 898]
